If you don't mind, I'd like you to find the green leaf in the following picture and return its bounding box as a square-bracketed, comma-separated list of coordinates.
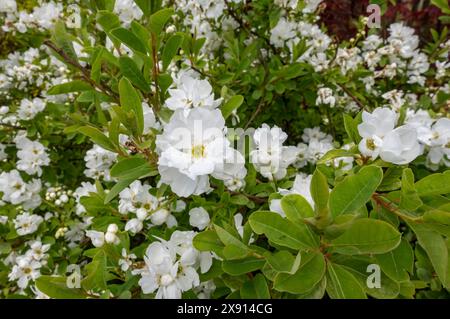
[35, 276, 87, 299]
[193, 230, 225, 257]
[266, 251, 301, 274]
[78, 126, 117, 153]
[407, 221, 450, 288]
[330, 218, 401, 255]
[375, 239, 413, 282]
[110, 156, 146, 177]
[415, 171, 450, 196]
[119, 57, 150, 93]
[162, 34, 183, 70]
[221, 95, 244, 119]
[399, 168, 422, 210]
[343, 113, 362, 144]
[310, 169, 329, 218]
[340, 258, 400, 299]
[104, 178, 135, 204]
[47, 81, 93, 95]
[325, 263, 367, 299]
[149, 8, 174, 35]
[318, 149, 354, 164]
[274, 251, 326, 294]
[214, 224, 248, 252]
[110, 27, 148, 54]
[96, 11, 120, 32]
[119, 77, 144, 135]
[82, 250, 107, 291]
[52, 21, 78, 62]
[280, 194, 314, 223]
[240, 274, 270, 299]
[223, 244, 249, 260]
[431, 0, 450, 14]
[249, 211, 319, 250]
[329, 166, 383, 217]
[222, 257, 265, 276]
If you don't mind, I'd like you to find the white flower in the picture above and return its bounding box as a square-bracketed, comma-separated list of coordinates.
[13, 213, 43, 236]
[316, 87, 335, 107]
[17, 97, 45, 120]
[165, 74, 222, 114]
[156, 108, 245, 197]
[250, 124, 299, 180]
[26, 241, 51, 261]
[74, 182, 97, 215]
[84, 144, 117, 181]
[125, 218, 144, 235]
[8, 256, 41, 289]
[357, 107, 398, 159]
[114, 0, 143, 25]
[137, 231, 210, 299]
[119, 180, 157, 214]
[270, 17, 297, 49]
[14, 134, 50, 176]
[303, 0, 323, 13]
[189, 207, 210, 230]
[382, 89, 405, 111]
[0, 170, 42, 209]
[119, 248, 136, 272]
[379, 126, 423, 165]
[85, 230, 105, 247]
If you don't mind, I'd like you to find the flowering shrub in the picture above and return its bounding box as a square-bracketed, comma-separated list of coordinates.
[0, 0, 450, 299]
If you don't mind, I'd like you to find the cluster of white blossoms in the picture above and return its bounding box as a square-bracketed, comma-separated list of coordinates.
[83, 145, 117, 181]
[156, 73, 246, 196]
[0, 1, 63, 33]
[173, 0, 240, 56]
[0, 46, 70, 125]
[165, 71, 222, 115]
[119, 181, 184, 234]
[14, 133, 50, 176]
[0, 170, 42, 210]
[86, 224, 121, 248]
[405, 109, 450, 169]
[13, 212, 44, 236]
[113, 0, 143, 26]
[295, 127, 333, 168]
[358, 107, 423, 165]
[270, 1, 332, 71]
[250, 124, 299, 180]
[7, 240, 50, 289]
[135, 231, 213, 299]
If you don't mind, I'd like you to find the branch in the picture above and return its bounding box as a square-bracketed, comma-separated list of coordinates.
[372, 193, 422, 222]
[43, 40, 119, 102]
[337, 83, 367, 110]
[223, 0, 278, 55]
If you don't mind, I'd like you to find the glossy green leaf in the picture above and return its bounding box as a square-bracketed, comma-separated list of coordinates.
[329, 166, 383, 217]
[249, 211, 319, 250]
[330, 218, 401, 255]
[326, 263, 367, 299]
[274, 251, 326, 294]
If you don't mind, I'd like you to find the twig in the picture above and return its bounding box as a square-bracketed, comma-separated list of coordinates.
[337, 83, 367, 110]
[223, 0, 278, 55]
[43, 40, 119, 102]
[372, 193, 422, 222]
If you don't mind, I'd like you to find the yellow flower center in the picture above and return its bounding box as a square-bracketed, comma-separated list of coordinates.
[191, 144, 205, 159]
[366, 138, 376, 151]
